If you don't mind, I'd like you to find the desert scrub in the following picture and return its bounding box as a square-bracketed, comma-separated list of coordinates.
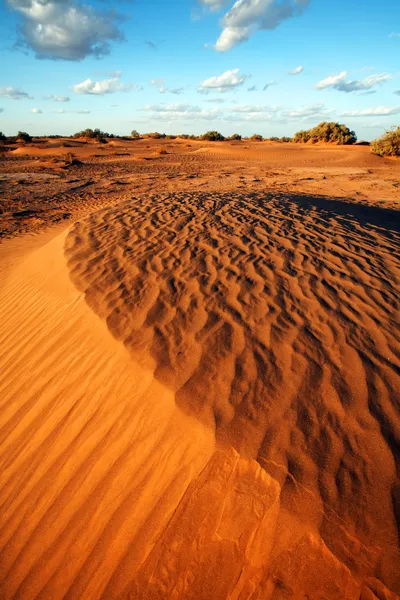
[202, 131, 225, 141]
[294, 122, 356, 145]
[371, 127, 400, 157]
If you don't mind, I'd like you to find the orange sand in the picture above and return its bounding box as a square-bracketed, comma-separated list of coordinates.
[0, 140, 399, 599]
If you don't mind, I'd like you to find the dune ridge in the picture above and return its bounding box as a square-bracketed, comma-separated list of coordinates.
[65, 190, 400, 595]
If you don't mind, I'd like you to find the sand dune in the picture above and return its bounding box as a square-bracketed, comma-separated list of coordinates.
[65, 190, 400, 596]
[0, 141, 399, 599]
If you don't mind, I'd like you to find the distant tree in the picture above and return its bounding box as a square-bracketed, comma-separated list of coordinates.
[229, 133, 242, 140]
[202, 130, 225, 141]
[250, 134, 263, 141]
[371, 126, 400, 157]
[268, 136, 280, 142]
[17, 131, 32, 143]
[131, 129, 140, 139]
[294, 122, 356, 145]
[73, 128, 109, 141]
[280, 136, 292, 143]
[0, 132, 6, 141]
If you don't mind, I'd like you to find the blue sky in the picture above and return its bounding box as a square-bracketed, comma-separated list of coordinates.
[0, 0, 399, 139]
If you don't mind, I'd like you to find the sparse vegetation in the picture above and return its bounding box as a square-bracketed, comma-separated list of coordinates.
[229, 133, 242, 141]
[0, 132, 6, 142]
[143, 132, 166, 139]
[293, 122, 357, 145]
[131, 130, 140, 139]
[280, 137, 292, 143]
[17, 131, 32, 143]
[202, 131, 225, 141]
[73, 128, 109, 141]
[371, 127, 400, 157]
[250, 134, 263, 141]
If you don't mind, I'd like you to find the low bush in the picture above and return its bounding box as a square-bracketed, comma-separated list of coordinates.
[250, 134, 263, 141]
[229, 133, 242, 140]
[280, 136, 292, 143]
[131, 129, 140, 139]
[371, 127, 400, 157]
[73, 128, 109, 141]
[17, 131, 32, 143]
[202, 130, 225, 141]
[293, 122, 357, 145]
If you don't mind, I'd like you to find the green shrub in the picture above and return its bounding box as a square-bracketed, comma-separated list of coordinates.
[250, 133, 263, 141]
[268, 136, 280, 142]
[131, 129, 140, 139]
[202, 130, 225, 141]
[73, 128, 109, 140]
[293, 122, 356, 145]
[371, 127, 400, 157]
[229, 133, 242, 140]
[17, 131, 32, 143]
[280, 136, 292, 143]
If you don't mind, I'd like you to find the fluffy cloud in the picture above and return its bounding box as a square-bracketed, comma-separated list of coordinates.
[73, 73, 136, 95]
[198, 0, 229, 10]
[45, 94, 70, 102]
[143, 103, 223, 121]
[198, 68, 249, 93]
[6, 0, 123, 61]
[0, 86, 33, 100]
[288, 65, 303, 75]
[315, 71, 392, 93]
[214, 0, 311, 51]
[282, 103, 333, 119]
[341, 106, 400, 117]
[30, 107, 42, 113]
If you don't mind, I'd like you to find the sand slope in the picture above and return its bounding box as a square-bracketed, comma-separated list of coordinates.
[0, 231, 216, 599]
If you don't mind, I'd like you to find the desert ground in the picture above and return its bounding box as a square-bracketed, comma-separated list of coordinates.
[0, 137, 399, 600]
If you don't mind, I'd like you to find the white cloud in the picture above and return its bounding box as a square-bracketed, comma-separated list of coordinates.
[214, 0, 311, 51]
[150, 78, 165, 87]
[55, 108, 66, 113]
[75, 109, 91, 114]
[282, 103, 333, 119]
[73, 73, 136, 95]
[159, 86, 185, 95]
[389, 32, 400, 38]
[248, 85, 257, 91]
[0, 86, 33, 100]
[30, 107, 42, 114]
[288, 65, 303, 75]
[198, 68, 249, 93]
[198, 0, 229, 10]
[341, 106, 400, 117]
[203, 97, 226, 103]
[143, 103, 223, 121]
[6, 0, 123, 61]
[315, 71, 392, 93]
[263, 80, 275, 90]
[45, 94, 70, 102]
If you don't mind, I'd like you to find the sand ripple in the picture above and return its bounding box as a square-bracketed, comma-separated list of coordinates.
[66, 191, 400, 592]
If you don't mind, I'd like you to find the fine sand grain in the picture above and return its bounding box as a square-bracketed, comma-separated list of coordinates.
[0, 140, 399, 599]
